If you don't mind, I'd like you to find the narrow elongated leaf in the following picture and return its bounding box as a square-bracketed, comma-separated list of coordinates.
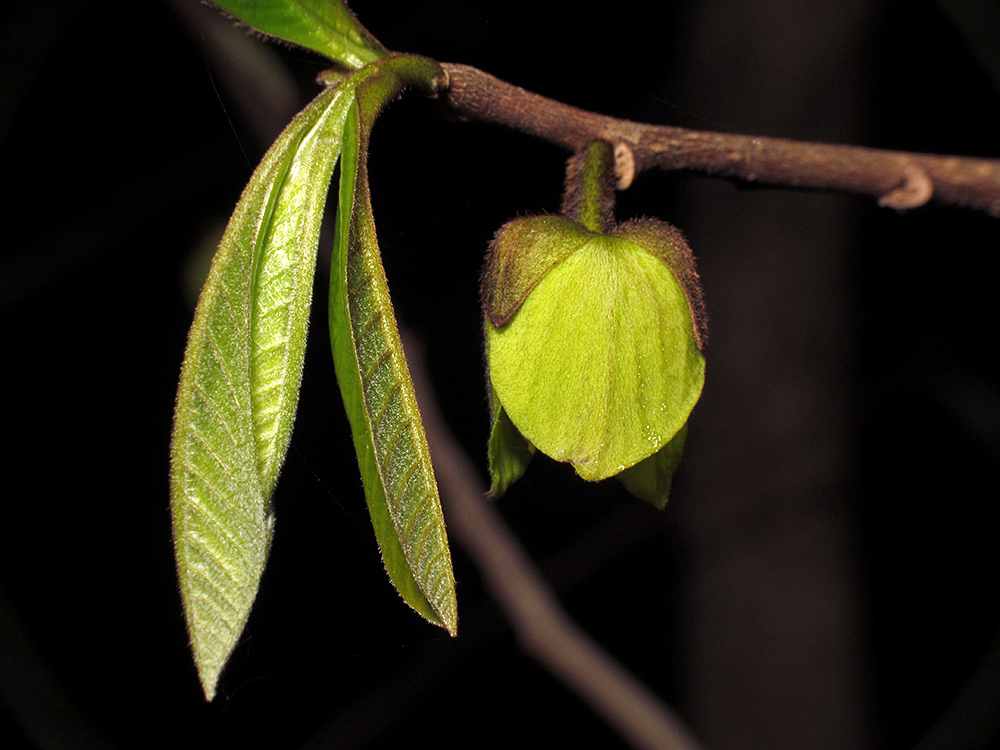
[329, 59, 457, 634]
[251, 75, 371, 492]
[171, 77, 362, 700]
[211, 0, 386, 69]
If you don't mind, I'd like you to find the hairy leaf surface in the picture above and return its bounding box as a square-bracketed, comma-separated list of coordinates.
[210, 0, 385, 68]
[481, 215, 594, 328]
[171, 78, 361, 699]
[329, 58, 457, 634]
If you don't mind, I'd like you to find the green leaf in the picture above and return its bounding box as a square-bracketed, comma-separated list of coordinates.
[211, 0, 386, 68]
[171, 77, 361, 700]
[618, 422, 688, 509]
[486, 380, 535, 498]
[486, 232, 705, 482]
[329, 58, 457, 634]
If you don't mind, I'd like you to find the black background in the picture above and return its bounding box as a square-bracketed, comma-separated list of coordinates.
[1, 1, 998, 748]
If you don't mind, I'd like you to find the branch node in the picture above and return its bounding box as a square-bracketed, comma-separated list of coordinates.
[439, 64, 1000, 216]
[434, 65, 451, 97]
[614, 141, 636, 189]
[878, 163, 934, 210]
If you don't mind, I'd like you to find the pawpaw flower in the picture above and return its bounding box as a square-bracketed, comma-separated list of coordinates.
[482, 215, 706, 507]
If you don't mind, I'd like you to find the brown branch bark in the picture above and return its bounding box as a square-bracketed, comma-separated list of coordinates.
[438, 63, 1000, 216]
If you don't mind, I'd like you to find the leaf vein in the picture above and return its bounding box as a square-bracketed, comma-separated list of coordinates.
[205, 327, 248, 414]
[184, 422, 242, 489]
[348, 267, 370, 304]
[178, 462, 260, 547]
[400, 486, 433, 551]
[361, 349, 393, 396]
[183, 534, 246, 601]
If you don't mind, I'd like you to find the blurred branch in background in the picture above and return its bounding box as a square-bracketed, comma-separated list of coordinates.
[301, 498, 672, 748]
[672, 2, 873, 749]
[405, 335, 706, 750]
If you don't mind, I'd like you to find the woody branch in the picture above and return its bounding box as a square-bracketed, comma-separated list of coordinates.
[437, 63, 1000, 216]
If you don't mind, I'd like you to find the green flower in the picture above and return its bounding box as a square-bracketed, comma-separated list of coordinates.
[482, 215, 706, 507]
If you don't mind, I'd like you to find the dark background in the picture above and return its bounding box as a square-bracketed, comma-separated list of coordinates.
[1, 1, 998, 748]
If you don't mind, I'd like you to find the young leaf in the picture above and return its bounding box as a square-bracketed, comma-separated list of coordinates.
[210, 0, 386, 69]
[171, 77, 363, 700]
[329, 58, 457, 634]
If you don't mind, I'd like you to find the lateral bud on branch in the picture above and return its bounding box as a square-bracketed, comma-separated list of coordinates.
[878, 163, 934, 209]
[438, 62, 1000, 216]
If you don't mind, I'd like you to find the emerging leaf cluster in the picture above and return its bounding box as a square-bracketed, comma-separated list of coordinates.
[171, 0, 708, 700]
[171, 79, 359, 698]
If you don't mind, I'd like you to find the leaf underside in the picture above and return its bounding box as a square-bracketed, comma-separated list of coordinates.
[329, 63, 457, 635]
[171, 79, 359, 700]
[210, 0, 386, 69]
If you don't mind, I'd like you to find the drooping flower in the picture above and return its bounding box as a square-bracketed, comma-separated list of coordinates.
[482, 215, 706, 507]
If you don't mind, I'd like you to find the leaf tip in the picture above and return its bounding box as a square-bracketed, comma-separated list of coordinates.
[445, 611, 459, 638]
[437, 605, 458, 638]
[198, 666, 221, 702]
[428, 578, 459, 637]
[186, 617, 232, 702]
